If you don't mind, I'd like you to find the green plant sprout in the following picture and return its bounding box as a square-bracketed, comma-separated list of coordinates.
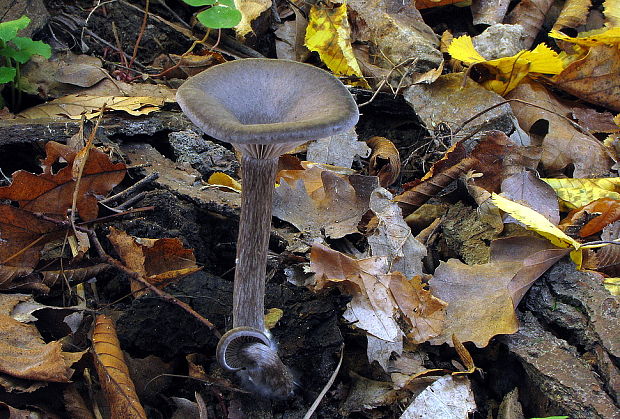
[0, 15, 51, 84]
[182, 0, 242, 29]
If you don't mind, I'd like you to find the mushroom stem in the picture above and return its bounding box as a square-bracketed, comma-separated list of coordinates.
[233, 155, 279, 330]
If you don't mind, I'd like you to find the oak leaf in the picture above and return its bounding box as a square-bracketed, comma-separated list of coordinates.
[366, 136, 401, 188]
[273, 166, 379, 238]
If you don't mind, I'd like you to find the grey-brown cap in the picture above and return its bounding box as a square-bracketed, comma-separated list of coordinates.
[176, 58, 359, 158]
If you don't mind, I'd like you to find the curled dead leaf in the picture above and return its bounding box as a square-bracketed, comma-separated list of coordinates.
[366, 137, 401, 187]
[93, 315, 147, 419]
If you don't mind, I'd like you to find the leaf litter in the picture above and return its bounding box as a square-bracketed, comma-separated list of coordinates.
[1, 0, 620, 417]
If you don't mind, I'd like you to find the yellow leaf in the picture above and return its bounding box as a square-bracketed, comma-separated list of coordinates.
[604, 0, 620, 26]
[447, 35, 485, 63]
[207, 172, 242, 191]
[603, 277, 620, 295]
[264, 307, 284, 330]
[448, 36, 563, 95]
[304, 2, 368, 88]
[549, 27, 620, 47]
[542, 177, 620, 210]
[491, 193, 580, 249]
[18, 95, 164, 120]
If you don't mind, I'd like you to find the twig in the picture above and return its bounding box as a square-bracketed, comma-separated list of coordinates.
[87, 229, 222, 338]
[129, 0, 149, 69]
[100, 172, 159, 204]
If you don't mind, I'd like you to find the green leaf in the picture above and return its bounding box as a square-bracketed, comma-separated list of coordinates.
[0, 66, 16, 83]
[196, 5, 242, 29]
[182, 0, 217, 6]
[0, 15, 31, 43]
[217, 0, 236, 7]
[12, 37, 52, 60]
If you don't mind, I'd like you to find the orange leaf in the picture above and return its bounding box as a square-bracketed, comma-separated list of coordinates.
[0, 142, 126, 221]
[93, 315, 147, 419]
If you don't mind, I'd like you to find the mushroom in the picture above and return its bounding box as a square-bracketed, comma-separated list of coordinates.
[176, 58, 359, 398]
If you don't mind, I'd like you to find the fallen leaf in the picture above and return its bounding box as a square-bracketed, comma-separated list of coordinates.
[389, 273, 447, 344]
[448, 35, 563, 94]
[501, 170, 560, 225]
[93, 315, 147, 419]
[18, 95, 165, 119]
[107, 227, 200, 295]
[553, 0, 591, 31]
[542, 177, 620, 210]
[547, 27, 620, 111]
[207, 172, 241, 192]
[505, 0, 555, 48]
[310, 243, 399, 341]
[304, 2, 368, 87]
[429, 258, 522, 347]
[234, 0, 271, 37]
[400, 375, 476, 418]
[593, 221, 620, 276]
[507, 79, 612, 177]
[0, 204, 61, 283]
[489, 236, 570, 306]
[0, 141, 126, 221]
[366, 136, 401, 187]
[368, 188, 426, 279]
[605, 0, 620, 26]
[306, 127, 370, 168]
[491, 193, 580, 249]
[273, 166, 379, 238]
[0, 295, 82, 384]
[561, 198, 620, 237]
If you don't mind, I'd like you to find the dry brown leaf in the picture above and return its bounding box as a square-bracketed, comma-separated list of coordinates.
[63, 385, 96, 419]
[368, 188, 426, 279]
[310, 243, 399, 341]
[348, 0, 442, 88]
[273, 166, 379, 238]
[561, 198, 620, 237]
[0, 302, 81, 383]
[0, 204, 61, 284]
[505, 0, 555, 48]
[428, 259, 522, 347]
[594, 221, 620, 276]
[17, 95, 165, 120]
[151, 51, 225, 79]
[107, 227, 200, 295]
[366, 137, 401, 187]
[93, 315, 147, 419]
[389, 273, 447, 343]
[0, 141, 126, 221]
[39, 263, 110, 288]
[452, 334, 476, 375]
[605, 0, 620, 26]
[489, 236, 569, 306]
[501, 170, 560, 225]
[507, 79, 612, 177]
[310, 243, 446, 344]
[553, 0, 592, 31]
[551, 44, 620, 112]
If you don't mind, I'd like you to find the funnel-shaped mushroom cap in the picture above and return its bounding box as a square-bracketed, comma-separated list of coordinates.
[176, 59, 359, 155]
